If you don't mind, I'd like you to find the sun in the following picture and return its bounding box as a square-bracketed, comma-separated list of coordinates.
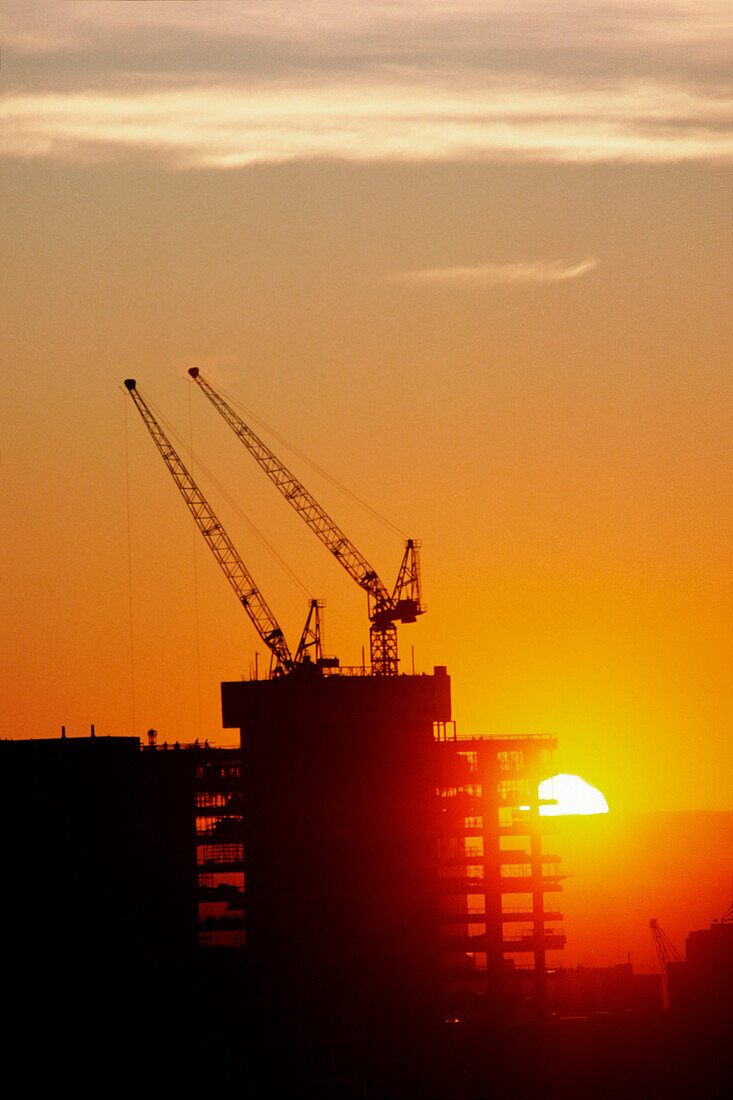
[538, 773, 609, 816]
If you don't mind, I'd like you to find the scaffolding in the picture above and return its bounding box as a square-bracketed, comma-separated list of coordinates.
[142, 741, 246, 948]
[194, 749, 246, 947]
[436, 735, 565, 1023]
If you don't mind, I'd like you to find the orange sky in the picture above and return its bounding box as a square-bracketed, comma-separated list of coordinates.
[1, 2, 731, 822]
[548, 810, 732, 969]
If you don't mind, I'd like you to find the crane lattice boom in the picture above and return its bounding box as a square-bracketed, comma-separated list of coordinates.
[650, 918, 682, 975]
[124, 379, 294, 675]
[188, 368, 424, 674]
[189, 369, 388, 600]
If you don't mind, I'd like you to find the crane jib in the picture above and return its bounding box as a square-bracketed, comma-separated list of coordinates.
[124, 378, 295, 673]
[187, 369, 425, 675]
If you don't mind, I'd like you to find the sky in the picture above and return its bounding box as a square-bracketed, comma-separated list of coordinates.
[1, 2, 731, 828]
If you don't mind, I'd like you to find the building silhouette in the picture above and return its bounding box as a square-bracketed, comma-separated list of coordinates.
[221, 666, 562, 1045]
[667, 913, 733, 1020]
[4, 702, 730, 1097]
[547, 963, 663, 1016]
[2, 668, 566, 1095]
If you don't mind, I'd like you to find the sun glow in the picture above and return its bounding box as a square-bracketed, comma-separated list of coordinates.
[538, 774, 609, 816]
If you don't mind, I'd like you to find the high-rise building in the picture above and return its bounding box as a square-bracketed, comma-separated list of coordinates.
[221, 665, 564, 1049]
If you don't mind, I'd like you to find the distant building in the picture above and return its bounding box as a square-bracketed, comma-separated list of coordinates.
[667, 917, 733, 1018]
[547, 963, 663, 1016]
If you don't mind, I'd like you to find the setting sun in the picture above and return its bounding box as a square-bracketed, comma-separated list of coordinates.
[538, 774, 609, 816]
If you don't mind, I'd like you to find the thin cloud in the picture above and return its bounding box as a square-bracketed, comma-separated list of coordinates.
[1, 2, 731, 167]
[3, 3, 729, 63]
[389, 257, 599, 287]
[2, 80, 731, 168]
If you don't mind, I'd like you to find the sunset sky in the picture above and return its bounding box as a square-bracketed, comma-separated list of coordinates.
[2, 2, 731, 827]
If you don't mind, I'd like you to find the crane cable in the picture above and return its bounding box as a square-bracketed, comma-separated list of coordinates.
[123, 396, 137, 738]
[188, 383, 204, 743]
[208, 376, 409, 541]
[145, 388, 313, 602]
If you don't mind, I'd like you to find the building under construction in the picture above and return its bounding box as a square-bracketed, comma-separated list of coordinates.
[6, 374, 567, 1094]
[2, 707, 562, 1093]
[121, 373, 566, 1041]
[221, 668, 562, 1046]
[6, 369, 728, 1095]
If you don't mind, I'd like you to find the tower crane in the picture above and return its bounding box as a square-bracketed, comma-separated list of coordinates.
[650, 918, 683, 974]
[124, 379, 325, 677]
[650, 917, 683, 1007]
[188, 368, 424, 675]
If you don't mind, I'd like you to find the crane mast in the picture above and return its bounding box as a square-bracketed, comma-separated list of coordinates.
[124, 379, 295, 676]
[188, 368, 423, 674]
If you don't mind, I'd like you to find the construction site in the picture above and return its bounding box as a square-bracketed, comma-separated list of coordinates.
[3, 374, 728, 1098]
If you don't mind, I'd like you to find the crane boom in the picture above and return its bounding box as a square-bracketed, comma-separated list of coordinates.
[650, 918, 683, 1009]
[649, 918, 682, 973]
[124, 379, 294, 675]
[188, 368, 424, 674]
[188, 369, 388, 602]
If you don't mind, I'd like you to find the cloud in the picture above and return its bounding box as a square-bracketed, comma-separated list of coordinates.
[389, 257, 599, 287]
[2, 3, 729, 65]
[2, 80, 730, 168]
[1, 2, 731, 167]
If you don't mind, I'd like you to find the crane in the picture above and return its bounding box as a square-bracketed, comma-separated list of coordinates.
[124, 379, 325, 677]
[650, 918, 682, 1008]
[650, 918, 683, 974]
[188, 368, 424, 675]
